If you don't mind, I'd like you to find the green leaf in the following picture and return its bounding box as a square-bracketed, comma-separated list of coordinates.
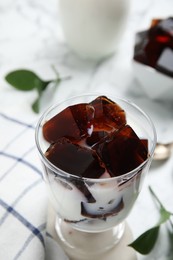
[129, 187, 173, 256]
[5, 69, 44, 91]
[32, 96, 41, 113]
[159, 208, 172, 225]
[128, 226, 160, 255]
[5, 66, 71, 113]
[35, 80, 52, 94]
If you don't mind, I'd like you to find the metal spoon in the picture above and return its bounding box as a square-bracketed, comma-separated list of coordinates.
[153, 142, 173, 160]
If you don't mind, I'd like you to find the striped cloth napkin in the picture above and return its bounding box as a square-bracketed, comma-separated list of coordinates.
[0, 112, 69, 260]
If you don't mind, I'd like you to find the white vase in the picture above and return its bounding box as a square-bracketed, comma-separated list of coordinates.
[58, 0, 131, 60]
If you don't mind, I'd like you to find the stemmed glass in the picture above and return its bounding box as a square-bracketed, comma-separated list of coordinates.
[35, 94, 156, 259]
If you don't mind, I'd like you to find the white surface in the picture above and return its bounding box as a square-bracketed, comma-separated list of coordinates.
[0, 0, 173, 259]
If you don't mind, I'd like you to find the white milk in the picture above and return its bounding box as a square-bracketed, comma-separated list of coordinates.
[58, 0, 131, 60]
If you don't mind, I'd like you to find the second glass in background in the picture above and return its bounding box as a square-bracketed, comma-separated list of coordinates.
[58, 0, 131, 60]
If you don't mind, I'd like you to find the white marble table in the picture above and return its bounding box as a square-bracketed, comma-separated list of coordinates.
[0, 0, 173, 259]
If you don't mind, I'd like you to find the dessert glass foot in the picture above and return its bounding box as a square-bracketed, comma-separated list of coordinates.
[55, 216, 125, 256]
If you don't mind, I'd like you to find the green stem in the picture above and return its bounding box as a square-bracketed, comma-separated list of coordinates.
[51, 64, 72, 85]
[51, 64, 60, 78]
[149, 186, 165, 210]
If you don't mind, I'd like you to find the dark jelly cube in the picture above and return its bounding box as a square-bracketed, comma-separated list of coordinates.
[133, 30, 149, 65]
[140, 139, 148, 150]
[70, 178, 96, 203]
[144, 38, 166, 67]
[148, 18, 173, 50]
[43, 103, 94, 143]
[89, 96, 126, 132]
[94, 125, 148, 177]
[86, 131, 109, 147]
[149, 17, 173, 38]
[133, 17, 173, 72]
[146, 18, 173, 67]
[45, 137, 105, 179]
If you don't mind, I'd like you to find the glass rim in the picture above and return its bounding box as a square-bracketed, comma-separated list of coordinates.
[35, 93, 157, 182]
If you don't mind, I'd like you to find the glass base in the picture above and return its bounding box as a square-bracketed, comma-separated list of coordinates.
[55, 217, 125, 258]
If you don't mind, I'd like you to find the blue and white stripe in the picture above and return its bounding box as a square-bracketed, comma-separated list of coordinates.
[0, 113, 48, 260]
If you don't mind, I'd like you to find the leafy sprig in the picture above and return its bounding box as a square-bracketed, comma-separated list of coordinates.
[128, 186, 173, 255]
[5, 66, 71, 113]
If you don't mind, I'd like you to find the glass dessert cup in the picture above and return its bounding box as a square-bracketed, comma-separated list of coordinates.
[35, 94, 156, 258]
